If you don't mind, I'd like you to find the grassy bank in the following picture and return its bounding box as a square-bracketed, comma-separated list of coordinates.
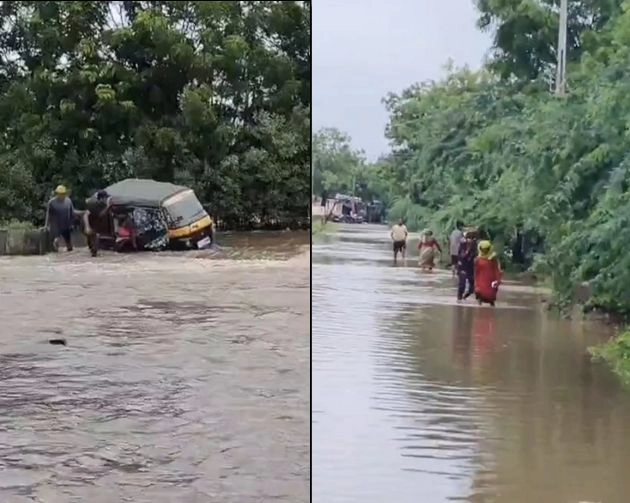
[0, 220, 38, 231]
[589, 331, 630, 386]
[312, 220, 339, 238]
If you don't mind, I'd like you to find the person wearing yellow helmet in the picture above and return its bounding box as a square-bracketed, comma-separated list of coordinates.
[46, 185, 77, 252]
[473, 240, 502, 306]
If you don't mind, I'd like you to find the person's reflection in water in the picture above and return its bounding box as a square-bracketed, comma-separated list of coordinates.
[452, 306, 474, 367]
[471, 308, 497, 369]
[579, 352, 597, 445]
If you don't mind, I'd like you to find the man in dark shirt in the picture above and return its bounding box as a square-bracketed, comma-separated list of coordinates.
[83, 190, 111, 257]
[456, 230, 477, 301]
[46, 185, 76, 252]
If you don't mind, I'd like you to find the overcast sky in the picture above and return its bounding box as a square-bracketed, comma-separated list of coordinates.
[313, 0, 492, 160]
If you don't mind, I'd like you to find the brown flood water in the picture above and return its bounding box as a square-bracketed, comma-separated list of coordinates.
[0, 231, 309, 503]
[313, 224, 630, 503]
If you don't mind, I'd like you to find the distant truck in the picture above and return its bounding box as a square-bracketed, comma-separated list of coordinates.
[366, 200, 384, 223]
[323, 193, 366, 224]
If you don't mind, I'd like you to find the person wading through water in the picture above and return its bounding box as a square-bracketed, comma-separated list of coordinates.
[474, 240, 502, 306]
[83, 190, 111, 257]
[390, 218, 408, 263]
[418, 229, 441, 271]
[449, 220, 464, 277]
[456, 230, 477, 302]
[46, 185, 77, 252]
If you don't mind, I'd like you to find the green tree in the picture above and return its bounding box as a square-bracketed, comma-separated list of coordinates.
[476, 0, 622, 80]
[366, 0, 630, 315]
[312, 127, 365, 197]
[0, 1, 310, 228]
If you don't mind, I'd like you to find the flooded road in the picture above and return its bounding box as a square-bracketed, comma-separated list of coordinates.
[0, 231, 309, 503]
[313, 224, 630, 503]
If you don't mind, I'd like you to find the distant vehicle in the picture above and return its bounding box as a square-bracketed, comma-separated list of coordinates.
[366, 201, 384, 223]
[88, 179, 215, 251]
[324, 193, 366, 224]
[332, 214, 364, 224]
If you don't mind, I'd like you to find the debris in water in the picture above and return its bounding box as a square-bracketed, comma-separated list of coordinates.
[48, 338, 67, 346]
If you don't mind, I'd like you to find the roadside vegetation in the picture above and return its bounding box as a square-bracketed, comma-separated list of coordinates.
[590, 332, 630, 386]
[0, 1, 310, 230]
[313, 0, 630, 380]
[311, 219, 338, 238]
[0, 220, 38, 231]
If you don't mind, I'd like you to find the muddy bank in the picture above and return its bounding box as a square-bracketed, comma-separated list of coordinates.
[0, 226, 308, 257]
[0, 235, 309, 502]
[0, 227, 89, 255]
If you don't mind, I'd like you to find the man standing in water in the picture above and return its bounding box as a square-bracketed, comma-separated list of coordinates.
[456, 230, 477, 302]
[46, 185, 76, 252]
[449, 220, 464, 276]
[83, 190, 111, 257]
[390, 218, 408, 263]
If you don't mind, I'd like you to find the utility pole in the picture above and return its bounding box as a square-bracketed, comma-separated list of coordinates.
[555, 0, 568, 97]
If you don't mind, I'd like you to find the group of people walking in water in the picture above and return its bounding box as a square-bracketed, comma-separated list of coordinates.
[389, 219, 502, 306]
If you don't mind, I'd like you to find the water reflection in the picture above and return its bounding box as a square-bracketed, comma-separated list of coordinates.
[313, 223, 630, 503]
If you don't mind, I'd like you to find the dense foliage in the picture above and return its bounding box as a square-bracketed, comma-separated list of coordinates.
[590, 330, 630, 385]
[313, 0, 630, 315]
[475, 0, 621, 80]
[0, 1, 310, 228]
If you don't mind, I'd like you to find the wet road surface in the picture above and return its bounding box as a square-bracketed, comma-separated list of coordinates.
[0, 231, 309, 503]
[313, 224, 630, 503]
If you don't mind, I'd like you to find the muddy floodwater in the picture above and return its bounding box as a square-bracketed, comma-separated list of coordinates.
[313, 224, 630, 503]
[0, 231, 309, 503]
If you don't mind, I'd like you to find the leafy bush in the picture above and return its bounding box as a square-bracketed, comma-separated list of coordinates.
[590, 331, 630, 385]
[0, 220, 38, 231]
[0, 1, 310, 228]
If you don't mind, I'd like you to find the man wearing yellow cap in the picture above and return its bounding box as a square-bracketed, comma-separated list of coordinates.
[46, 185, 77, 252]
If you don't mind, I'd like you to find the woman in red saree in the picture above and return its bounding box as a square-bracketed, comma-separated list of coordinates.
[474, 240, 502, 306]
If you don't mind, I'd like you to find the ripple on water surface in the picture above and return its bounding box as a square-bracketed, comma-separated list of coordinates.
[0, 233, 309, 503]
[313, 223, 630, 503]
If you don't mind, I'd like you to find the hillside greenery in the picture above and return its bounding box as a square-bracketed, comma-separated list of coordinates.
[590, 330, 630, 385]
[0, 1, 310, 229]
